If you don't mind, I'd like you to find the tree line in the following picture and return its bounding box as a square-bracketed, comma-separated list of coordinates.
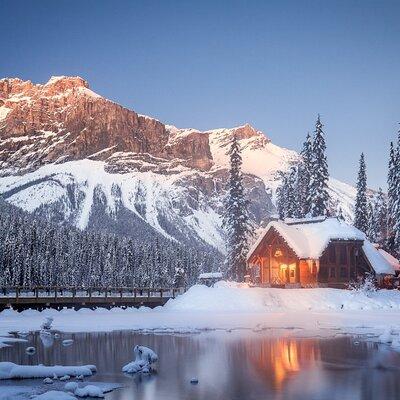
[0, 199, 219, 288]
[354, 127, 400, 257]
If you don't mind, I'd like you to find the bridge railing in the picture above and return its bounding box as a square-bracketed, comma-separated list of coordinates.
[0, 286, 185, 300]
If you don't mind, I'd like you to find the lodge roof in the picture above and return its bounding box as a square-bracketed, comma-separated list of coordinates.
[247, 217, 395, 275]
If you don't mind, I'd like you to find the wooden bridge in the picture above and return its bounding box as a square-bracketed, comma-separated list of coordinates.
[0, 287, 184, 311]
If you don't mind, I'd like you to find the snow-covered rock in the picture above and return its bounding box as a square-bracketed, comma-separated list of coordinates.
[60, 375, 71, 381]
[62, 339, 74, 347]
[0, 335, 27, 349]
[32, 391, 77, 400]
[43, 377, 53, 384]
[391, 337, 400, 351]
[64, 382, 79, 392]
[378, 328, 394, 343]
[41, 317, 53, 331]
[122, 345, 158, 374]
[26, 346, 36, 355]
[74, 385, 104, 398]
[0, 362, 96, 380]
[64, 382, 105, 398]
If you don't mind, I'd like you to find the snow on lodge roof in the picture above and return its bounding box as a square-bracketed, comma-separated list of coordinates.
[247, 217, 395, 275]
[378, 248, 400, 272]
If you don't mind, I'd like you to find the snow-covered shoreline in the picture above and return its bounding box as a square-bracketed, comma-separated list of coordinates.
[1, 283, 400, 342]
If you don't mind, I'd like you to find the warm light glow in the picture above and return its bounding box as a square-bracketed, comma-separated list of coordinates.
[274, 249, 283, 257]
[247, 338, 320, 389]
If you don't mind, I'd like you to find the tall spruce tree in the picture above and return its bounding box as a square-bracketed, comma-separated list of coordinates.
[354, 153, 368, 233]
[368, 188, 388, 244]
[366, 202, 375, 241]
[387, 141, 397, 253]
[298, 133, 313, 217]
[285, 167, 298, 218]
[309, 115, 330, 217]
[222, 135, 252, 281]
[276, 172, 288, 219]
[336, 206, 345, 221]
[393, 128, 400, 256]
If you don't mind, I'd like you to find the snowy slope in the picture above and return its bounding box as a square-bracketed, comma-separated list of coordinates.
[208, 124, 298, 193]
[0, 160, 226, 251]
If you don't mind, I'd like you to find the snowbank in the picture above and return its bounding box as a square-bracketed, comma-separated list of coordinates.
[0, 362, 96, 380]
[1, 284, 400, 338]
[165, 282, 400, 312]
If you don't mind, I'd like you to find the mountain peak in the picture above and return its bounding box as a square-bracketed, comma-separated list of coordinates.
[0, 75, 91, 100]
[231, 123, 265, 140]
[45, 76, 89, 90]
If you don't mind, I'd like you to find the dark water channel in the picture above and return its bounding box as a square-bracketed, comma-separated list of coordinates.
[1, 330, 400, 400]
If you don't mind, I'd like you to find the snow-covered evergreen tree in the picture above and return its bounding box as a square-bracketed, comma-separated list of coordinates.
[368, 188, 388, 244]
[309, 115, 330, 217]
[276, 172, 288, 219]
[366, 201, 375, 241]
[386, 141, 397, 253]
[393, 129, 400, 256]
[336, 206, 345, 221]
[298, 133, 313, 217]
[276, 165, 303, 219]
[222, 135, 253, 282]
[354, 153, 368, 233]
[285, 167, 298, 218]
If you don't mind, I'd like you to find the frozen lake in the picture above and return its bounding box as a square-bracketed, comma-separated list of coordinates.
[1, 330, 400, 400]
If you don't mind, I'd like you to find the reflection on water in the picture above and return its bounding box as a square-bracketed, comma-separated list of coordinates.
[247, 338, 316, 389]
[1, 330, 400, 400]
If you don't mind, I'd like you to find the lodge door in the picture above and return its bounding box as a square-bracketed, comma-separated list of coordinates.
[288, 264, 296, 284]
[279, 263, 297, 284]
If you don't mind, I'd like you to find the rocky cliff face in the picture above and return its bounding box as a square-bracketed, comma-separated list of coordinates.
[0, 76, 356, 252]
[0, 76, 212, 174]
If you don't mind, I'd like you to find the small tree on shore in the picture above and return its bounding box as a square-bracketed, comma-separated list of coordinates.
[222, 135, 253, 282]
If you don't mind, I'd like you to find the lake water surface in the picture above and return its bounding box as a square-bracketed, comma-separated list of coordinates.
[1, 330, 400, 400]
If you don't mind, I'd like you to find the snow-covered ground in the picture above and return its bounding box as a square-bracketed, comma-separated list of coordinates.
[1, 283, 400, 345]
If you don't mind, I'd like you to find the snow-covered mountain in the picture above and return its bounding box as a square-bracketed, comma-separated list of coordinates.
[0, 76, 356, 252]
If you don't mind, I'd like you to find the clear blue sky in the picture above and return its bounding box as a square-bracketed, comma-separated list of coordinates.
[0, 0, 399, 190]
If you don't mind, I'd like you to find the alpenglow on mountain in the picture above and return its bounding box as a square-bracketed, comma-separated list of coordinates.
[0, 76, 356, 253]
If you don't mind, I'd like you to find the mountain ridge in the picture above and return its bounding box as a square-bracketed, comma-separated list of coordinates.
[0, 76, 356, 252]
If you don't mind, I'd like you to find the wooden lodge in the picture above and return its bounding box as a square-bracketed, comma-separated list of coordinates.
[247, 217, 396, 288]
